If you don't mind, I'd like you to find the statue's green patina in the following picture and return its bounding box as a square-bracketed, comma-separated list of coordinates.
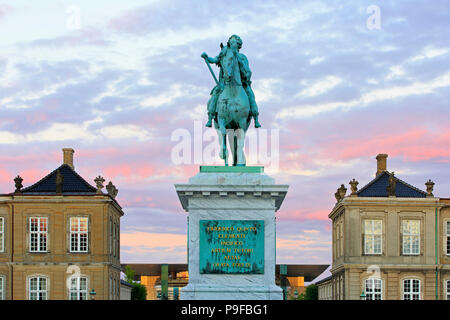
[201, 35, 260, 167]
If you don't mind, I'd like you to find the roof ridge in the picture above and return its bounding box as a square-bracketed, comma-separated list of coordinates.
[394, 174, 427, 195]
[65, 164, 97, 192]
[20, 164, 96, 193]
[356, 170, 387, 195]
[21, 165, 63, 192]
[357, 170, 427, 197]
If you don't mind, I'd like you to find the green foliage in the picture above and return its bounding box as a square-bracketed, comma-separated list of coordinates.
[131, 283, 147, 300]
[304, 284, 318, 300]
[124, 265, 147, 300]
[289, 284, 318, 300]
[124, 265, 135, 284]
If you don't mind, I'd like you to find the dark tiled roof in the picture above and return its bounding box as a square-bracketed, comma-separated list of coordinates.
[357, 171, 427, 198]
[20, 164, 97, 194]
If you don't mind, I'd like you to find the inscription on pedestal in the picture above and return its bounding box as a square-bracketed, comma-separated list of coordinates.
[199, 220, 264, 274]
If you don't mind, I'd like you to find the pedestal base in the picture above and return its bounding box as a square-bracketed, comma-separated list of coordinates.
[175, 166, 288, 300]
[180, 284, 283, 300]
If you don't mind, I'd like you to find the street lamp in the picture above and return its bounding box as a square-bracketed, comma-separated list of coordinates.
[360, 291, 365, 300]
[89, 289, 96, 300]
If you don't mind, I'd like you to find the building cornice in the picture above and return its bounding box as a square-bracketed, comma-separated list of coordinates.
[329, 196, 443, 220]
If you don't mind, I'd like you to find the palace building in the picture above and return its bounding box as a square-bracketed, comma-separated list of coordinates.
[318, 154, 450, 300]
[0, 148, 124, 300]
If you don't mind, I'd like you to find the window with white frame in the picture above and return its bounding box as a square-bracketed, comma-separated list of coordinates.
[29, 277, 48, 300]
[0, 276, 5, 300]
[70, 217, 88, 252]
[402, 220, 420, 255]
[0, 217, 4, 252]
[69, 276, 88, 300]
[446, 280, 450, 300]
[364, 220, 382, 255]
[446, 221, 450, 255]
[365, 278, 382, 300]
[403, 279, 420, 300]
[29, 217, 48, 252]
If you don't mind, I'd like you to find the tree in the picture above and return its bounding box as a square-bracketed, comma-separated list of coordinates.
[304, 284, 318, 300]
[131, 283, 147, 300]
[124, 265, 135, 284]
[124, 265, 147, 300]
[290, 284, 318, 300]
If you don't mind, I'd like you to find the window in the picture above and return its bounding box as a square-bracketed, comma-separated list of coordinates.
[0, 276, 4, 300]
[402, 220, 420, 255]
[69, 276, 88, 300]
[403, 279, 420, 300]
[336, 222, 341, 257]
[29, 217, 47, 252]
[334, 220, 343, 258]
[113, 221, 116, 258]
[109, 276, 113, 300]
[112, 277, 116, 300]
[109, 218, 113, 255]
[0, 217, 4, 252]
[116, 224, 120, 259]
[340, 222, 344, 257]
[117, 278, 120, 299]
[29, 277, 48, 300]
[365, 278, 382, 300]
[70, 217, 88, 252]
[446, 221, 450, 255]
[364, 220, 382, 255]
[446, 280, 450, 300]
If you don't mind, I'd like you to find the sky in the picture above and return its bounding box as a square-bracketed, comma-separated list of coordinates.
[0, 0, 449, 281]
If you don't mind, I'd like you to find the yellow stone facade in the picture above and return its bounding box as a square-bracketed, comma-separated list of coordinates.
[0, 150, 124, 300]
[320, 155, 450, 300]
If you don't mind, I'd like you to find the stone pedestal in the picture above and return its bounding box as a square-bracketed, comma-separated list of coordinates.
[175, 166, 288, 300]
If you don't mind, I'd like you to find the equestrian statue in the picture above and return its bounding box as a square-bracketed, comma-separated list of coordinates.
[201, 35, 261, 166]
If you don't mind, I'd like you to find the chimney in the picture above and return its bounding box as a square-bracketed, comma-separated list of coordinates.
[375, 153, 388, 176]
[62, 148, 75, 170]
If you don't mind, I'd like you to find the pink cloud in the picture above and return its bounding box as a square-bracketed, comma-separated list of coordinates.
[119, 195, 157, 208]
[0, 168, 12, 184]
[20, 169, 47, 186]
[104, 164, 132, 178]
[278, 209, 330, 221]
[121, 231, 186, 248]
[25, 112, 47, 125]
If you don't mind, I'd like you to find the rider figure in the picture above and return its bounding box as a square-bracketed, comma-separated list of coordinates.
[201, 35, 261, 128]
